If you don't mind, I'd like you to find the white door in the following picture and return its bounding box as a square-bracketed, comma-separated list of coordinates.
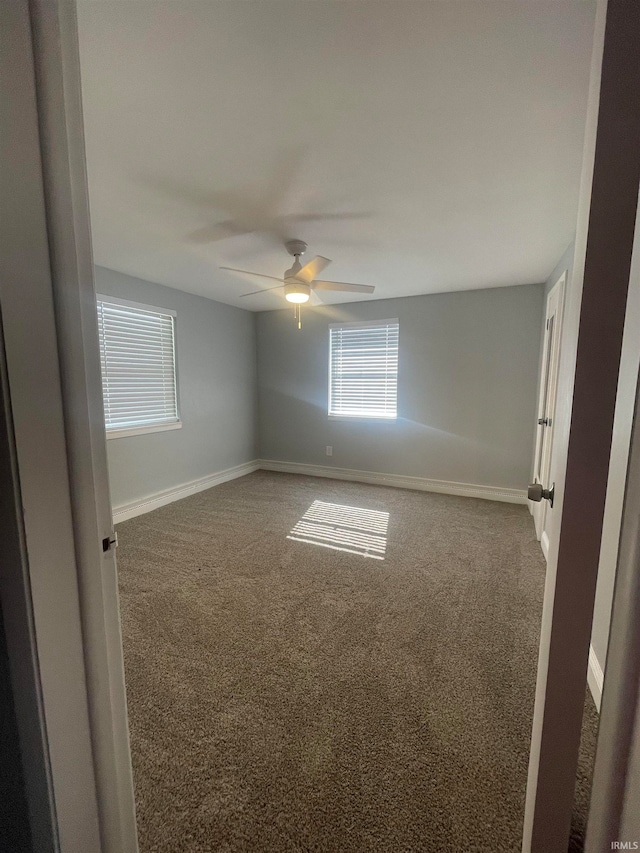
[2, 2, 138, 850]
[531, 272, 566, 555]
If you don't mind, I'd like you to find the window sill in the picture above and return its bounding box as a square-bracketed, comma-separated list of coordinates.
[106, 421, 182, 440]
[328, 415, 398, 423]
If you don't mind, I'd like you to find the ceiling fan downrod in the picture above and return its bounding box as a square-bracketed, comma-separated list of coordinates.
[284, 239, 307, 282]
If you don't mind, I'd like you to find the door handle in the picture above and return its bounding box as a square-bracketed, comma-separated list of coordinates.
[528, 482, 555, 507]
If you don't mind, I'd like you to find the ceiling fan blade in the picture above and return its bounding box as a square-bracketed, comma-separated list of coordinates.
[295, 256, 331, 284]
[220, 267, 284, 284]
[240, 285, 284, 297]
[312, 280, 375, 294]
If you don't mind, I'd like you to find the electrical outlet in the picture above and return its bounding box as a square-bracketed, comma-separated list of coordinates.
[326, 446, 333, 457]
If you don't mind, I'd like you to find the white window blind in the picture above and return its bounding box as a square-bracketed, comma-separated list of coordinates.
[329, 320, 399, 418]
[97, 297, 179, 435]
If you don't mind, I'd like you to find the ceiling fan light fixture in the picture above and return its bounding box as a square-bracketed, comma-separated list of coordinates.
[284, 281, 311, 304]
[224, 241, 375, 311]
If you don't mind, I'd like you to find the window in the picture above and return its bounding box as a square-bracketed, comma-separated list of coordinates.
[328, 320, 399, 419]
[97, 296, 180, 438]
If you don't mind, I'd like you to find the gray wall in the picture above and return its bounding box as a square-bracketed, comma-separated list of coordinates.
[257, 285, 544, 490]
[96, 267, 257, 509]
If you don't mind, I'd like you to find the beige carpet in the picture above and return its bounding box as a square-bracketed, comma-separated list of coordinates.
[116, 471, 597, 852]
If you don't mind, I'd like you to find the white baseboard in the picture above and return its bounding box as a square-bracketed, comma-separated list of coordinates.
[540, 530, 550, 560]
[113, 457, 527, 523]
[112, 460, 260, 523]
[258, 459, 527, 504]
[587, 644, 604, 712]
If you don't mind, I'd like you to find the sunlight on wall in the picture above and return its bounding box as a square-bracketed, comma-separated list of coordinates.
[287, 500, 389, 560]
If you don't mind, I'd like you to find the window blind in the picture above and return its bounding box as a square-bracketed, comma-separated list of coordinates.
[329, 320, 399, 418]
[97, 297, 179, 433]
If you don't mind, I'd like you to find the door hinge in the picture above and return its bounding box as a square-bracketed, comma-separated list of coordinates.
[102, 532, 118, 553]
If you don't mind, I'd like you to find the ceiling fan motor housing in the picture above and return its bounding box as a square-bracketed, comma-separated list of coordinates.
[285, 239, 307, 258]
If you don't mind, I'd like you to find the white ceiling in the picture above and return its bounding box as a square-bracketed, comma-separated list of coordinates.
[77, 0, 596, 311]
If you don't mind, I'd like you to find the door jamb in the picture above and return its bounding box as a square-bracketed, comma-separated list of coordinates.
[0, 1, 102, 849]
[0, 313, 57, 852]
[586, 282, 640, 849]
[1, 1, 137, 851]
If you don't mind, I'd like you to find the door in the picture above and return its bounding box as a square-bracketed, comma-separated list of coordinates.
[531, 272, 566, 555]
[2, 2, 138, 850]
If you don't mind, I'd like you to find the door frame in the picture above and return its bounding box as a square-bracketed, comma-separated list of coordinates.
[531, 271, 566, 554]
[586, 262, 640, 848]
[523, 0, 640, 849]
[1, 1, 137, 851]
[0, 313, 58, 852]
[0, 1, 102, 849]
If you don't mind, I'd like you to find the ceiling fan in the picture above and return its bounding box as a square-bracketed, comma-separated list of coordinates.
[220, 240, 375, 327]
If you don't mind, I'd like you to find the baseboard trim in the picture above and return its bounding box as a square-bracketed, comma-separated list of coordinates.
[258, 459, 527, 504]
[113, 458, 527, 522]
[587, 644, 604, 712]
[540, 530, 550, 560]
[112, 460, 260, 523]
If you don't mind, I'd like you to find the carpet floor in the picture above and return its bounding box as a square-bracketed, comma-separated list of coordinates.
[116, 471, 597, 852]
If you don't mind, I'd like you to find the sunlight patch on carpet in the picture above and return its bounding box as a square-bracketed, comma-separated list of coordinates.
[287, 500, 389, 560]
